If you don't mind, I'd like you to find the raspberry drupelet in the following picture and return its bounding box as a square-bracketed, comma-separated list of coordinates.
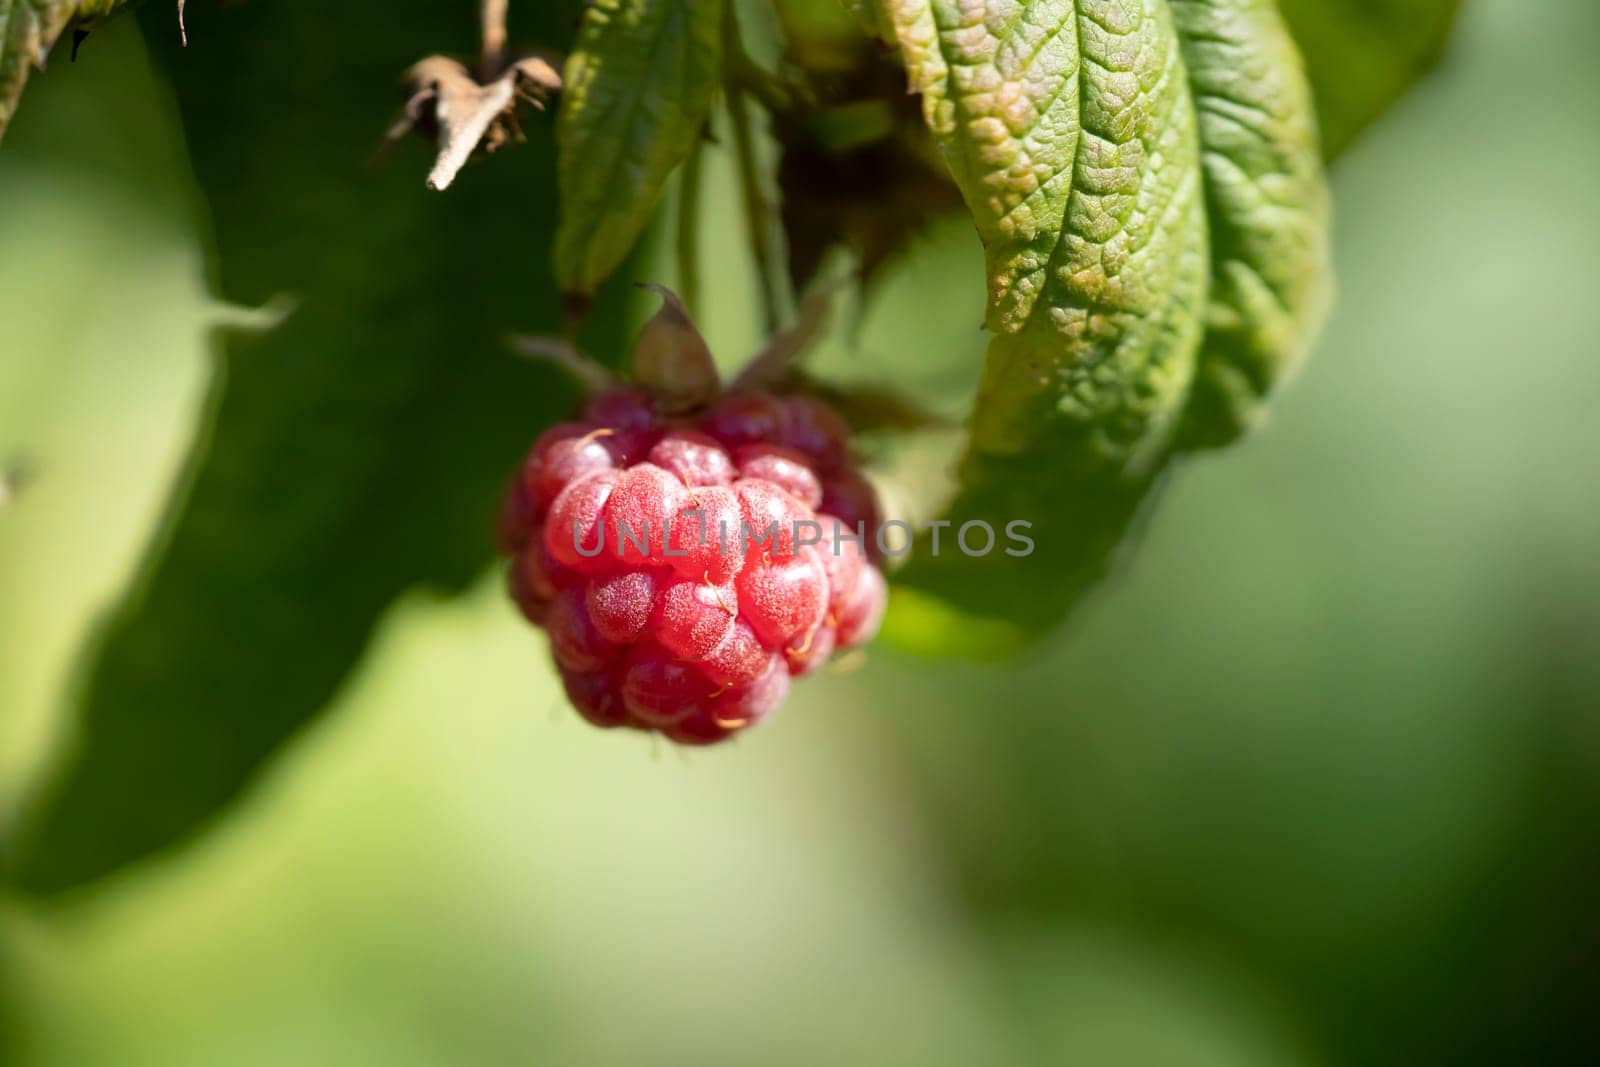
[500, 290, 887, 746]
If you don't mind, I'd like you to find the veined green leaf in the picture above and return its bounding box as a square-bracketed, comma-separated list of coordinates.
[554, 0, 723, 296]
[1170, 0, 1331, 447]
[874, 0, 1209, 643]
[0, 0, 126, 143]
[4, 0, 633, 895]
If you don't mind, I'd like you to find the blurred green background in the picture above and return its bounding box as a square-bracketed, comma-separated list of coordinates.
[2, 0, 1597, 1064]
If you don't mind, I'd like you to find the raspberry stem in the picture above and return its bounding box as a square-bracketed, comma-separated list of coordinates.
[676, 132, 706, 319]
[722, 3, 791, 335]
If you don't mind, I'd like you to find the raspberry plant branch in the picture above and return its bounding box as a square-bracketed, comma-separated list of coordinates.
[480, 0, 508, 78]
[676, 129, 706, 319]
[721, 1, 789, 336]
[0, 0, 1464, 893]
[726, 46, 795, 117]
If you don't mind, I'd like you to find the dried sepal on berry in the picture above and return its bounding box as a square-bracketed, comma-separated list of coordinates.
[631, 284, 720, 414]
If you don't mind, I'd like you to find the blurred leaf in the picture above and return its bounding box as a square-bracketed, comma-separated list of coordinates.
[770, 0, 875, 73]
[1170, 0, 1332, 448]
[0, 454, 35, 513]
[0, 0, 126, 143]
[874, 1, 1208, 648]
[773, 57, 964, 293]
[1277, 0, 1463, 160]
[0, 939, 17, 1066]
[4, 0, 631, 894]
[554, 0, 722, 297]
[770, 0, 965, 294]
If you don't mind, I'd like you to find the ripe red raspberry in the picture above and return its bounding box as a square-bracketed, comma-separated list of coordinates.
[502, 385, 886, 745]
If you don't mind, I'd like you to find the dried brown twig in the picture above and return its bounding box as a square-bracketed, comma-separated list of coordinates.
[382, 52, 561, 191]
[480, 0, 508, 77]
[379, 0, 560, 191]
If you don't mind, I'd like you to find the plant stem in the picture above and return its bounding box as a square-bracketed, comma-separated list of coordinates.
[722, 4, 788, 336]
[481, 0, 508, 77]
[728, 51, 794, 117]
[677, 132, 706, 320]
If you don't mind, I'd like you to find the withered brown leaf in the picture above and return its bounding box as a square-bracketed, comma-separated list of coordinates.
[385, 52, 561, 191]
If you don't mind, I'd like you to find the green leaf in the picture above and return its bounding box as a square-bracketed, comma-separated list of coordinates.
[4, 0, 632, 894]
[1276, 0, 1463, 159]
[554, 0, 723, 297]
[1170, 0, 1331, 447]
[0, 0, 125, 143]
[859, 1, 1355, 654]
[873, 0, 1209, 643]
